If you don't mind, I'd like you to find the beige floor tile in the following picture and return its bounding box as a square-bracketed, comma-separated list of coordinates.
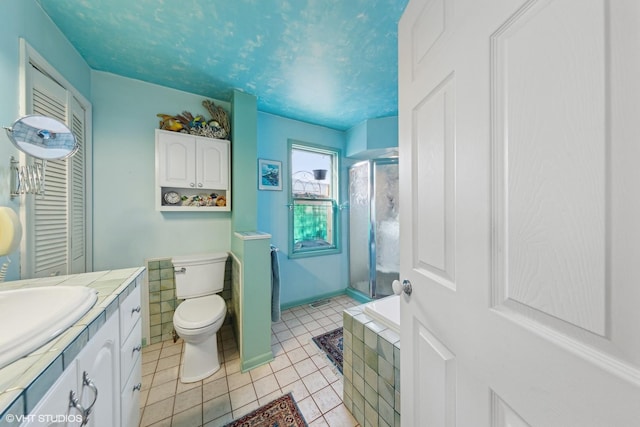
[232, 399, 260, 419]
[258, 390, 284, 406]
[151, 366, 179, 387]
[159, 343, 182, 359]
[202, 394, 232, 424]
[309, 416, 331, 426]
[227, 370, 252, 391]
[176, 378, 201, 394]
[203, 411, 233, 427]
[173, 385, 203, 414]
[269, 353, 291, 372]
[297, 395, 323, 423]
[253, 374, 280, 398]
[286, 347, 308, 364]
[302, 371, 330, 394]
[203, 377, 228, 401]
[172, 403, 203, 427]
[294, 358, 318, 378]
[280, 337, 301, 352]
[140, 396, 174, 426]
[147, 379, 177, 405]
[323, 403, 358, 426]
[156, 353, 181, 371]
[142, 342, 163, 354]
[312, 385, 342, 414]
[274, 366, 300, 388]
[248, 363, 272, 382]
[229, 383, 257, 410]
[280, 379, 310, 402]
[142, 360, 158, 376]
[140, 296, 362, 427]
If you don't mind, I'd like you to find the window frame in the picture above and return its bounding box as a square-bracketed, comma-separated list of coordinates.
[287, 139, 341, 259]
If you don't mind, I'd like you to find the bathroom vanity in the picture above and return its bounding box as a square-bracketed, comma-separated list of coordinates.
[0, 267, 145, 427]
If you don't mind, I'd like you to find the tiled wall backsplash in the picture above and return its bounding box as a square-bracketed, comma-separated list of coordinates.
[146, 256, 232, 345]
[343, 305, 401, 427]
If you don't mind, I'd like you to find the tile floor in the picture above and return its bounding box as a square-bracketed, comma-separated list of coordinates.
[139, 294, 362, 426]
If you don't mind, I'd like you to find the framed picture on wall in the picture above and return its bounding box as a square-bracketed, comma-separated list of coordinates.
[258, 159, 282, 191]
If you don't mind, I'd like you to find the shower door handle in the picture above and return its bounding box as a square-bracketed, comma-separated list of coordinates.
[392, 279, 412, 296]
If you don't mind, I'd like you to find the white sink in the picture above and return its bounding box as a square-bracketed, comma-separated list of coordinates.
[0, 286, 98, 369]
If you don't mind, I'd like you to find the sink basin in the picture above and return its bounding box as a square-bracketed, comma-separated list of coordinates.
[0, 286, 98, 369]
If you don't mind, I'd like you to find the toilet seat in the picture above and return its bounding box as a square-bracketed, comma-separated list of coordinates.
[174, 294, 225, 330]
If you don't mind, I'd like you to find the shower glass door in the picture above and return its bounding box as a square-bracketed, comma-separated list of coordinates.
[372, 159, 399, 297]
[348, 161, 371, 296]
[348, 159, 399, 299]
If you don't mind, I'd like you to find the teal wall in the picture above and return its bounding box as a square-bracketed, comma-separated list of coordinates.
[257, 112, 350, 306]
[231, 91, 258, 232]
[91, 71, 232, 270]
[0, 0, 92, 280]
[346, 116, 398, 159]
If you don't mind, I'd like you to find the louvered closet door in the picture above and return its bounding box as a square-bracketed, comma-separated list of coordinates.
[26, 66, 75, 277]
[69, 96, 86, 274]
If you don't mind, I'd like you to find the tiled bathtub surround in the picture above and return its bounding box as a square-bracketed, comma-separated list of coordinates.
[146, 256, 233, 345]
[343, 305, 401, 427]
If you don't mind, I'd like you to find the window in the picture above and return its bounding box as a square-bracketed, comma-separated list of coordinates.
[288, 141, 341, 257]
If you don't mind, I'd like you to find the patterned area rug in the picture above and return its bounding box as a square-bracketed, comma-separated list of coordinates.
[224, 393, 307, 427]
[312, 327, 343, 374]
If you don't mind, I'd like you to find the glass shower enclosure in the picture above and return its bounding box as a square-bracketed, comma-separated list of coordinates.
[348, 158, 399, 299]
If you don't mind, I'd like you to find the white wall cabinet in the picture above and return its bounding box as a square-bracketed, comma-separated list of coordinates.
[156, 129, 231, 211]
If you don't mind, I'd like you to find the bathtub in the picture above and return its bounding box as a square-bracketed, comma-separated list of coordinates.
[363, 294, 400, 333]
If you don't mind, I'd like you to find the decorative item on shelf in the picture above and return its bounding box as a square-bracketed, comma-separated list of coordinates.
[202, 99, 230, 138]
[180, 193, 225, 207]
[156, 99, 230, 140]
[163, 191, 181, 205]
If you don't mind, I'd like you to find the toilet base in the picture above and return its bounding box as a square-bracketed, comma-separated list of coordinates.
[179, 333, 220, 383]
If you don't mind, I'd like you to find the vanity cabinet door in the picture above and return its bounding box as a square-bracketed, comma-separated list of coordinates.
[19, 361, 83, 426]
[76, 313, 120, 427]
[157, 131, 197, 188]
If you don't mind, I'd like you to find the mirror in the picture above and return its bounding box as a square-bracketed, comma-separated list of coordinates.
[4, 115, 78, 160]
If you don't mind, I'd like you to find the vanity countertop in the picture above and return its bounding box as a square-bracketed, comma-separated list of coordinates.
[0, 267, 145, 420]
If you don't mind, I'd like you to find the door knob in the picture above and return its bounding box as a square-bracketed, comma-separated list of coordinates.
[392, 279, 412, 296]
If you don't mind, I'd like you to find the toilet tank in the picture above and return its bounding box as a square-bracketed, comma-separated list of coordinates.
[172, 252, 228, 299]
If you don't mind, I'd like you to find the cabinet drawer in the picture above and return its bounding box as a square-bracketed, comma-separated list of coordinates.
[120, 318, 142, 388]
[119, 285, 141, 344]
[120, 358, 142, 427]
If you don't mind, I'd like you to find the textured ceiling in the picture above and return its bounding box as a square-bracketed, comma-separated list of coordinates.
[38, 0, 409, 131]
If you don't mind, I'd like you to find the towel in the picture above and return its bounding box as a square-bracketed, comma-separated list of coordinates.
[270, 245, 281, 322]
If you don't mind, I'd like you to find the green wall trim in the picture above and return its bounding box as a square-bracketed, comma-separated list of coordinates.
[345, 288, 373, 304]
[281, 288, 349, 311]
[240, 351, 274, 373]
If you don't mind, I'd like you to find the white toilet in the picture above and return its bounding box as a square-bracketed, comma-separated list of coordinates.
[172, 252, 228, 383]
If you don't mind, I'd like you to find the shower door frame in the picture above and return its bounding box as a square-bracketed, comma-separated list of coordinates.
[349, 157, 399, 299]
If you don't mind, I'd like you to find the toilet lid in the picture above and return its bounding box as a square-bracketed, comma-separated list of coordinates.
[175, 294, 225, 329]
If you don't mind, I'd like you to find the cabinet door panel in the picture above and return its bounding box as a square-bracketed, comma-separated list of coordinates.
[157, 132, 196, 188]
[197, 139, 229, 190]
[77, 314, 120, 427]
[19, 361, 82, 426]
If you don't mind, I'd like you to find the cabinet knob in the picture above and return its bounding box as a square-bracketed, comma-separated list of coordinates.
[190, 182, 195, 187]
[198, 183, 203, 187]
[82, 371, 99, 417]
[132, 345, 142, 355]
[133, 383, 142, 392]
[132, 306, 141, 314]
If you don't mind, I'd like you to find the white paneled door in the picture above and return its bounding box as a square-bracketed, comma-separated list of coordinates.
[398, 0, 640, 425]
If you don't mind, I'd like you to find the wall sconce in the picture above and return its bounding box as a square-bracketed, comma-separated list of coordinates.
[4, 115, 78, 197]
